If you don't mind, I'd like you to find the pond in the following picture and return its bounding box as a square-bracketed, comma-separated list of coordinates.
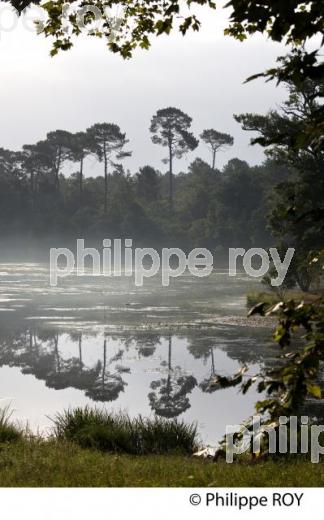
[0, 263, 276, 445]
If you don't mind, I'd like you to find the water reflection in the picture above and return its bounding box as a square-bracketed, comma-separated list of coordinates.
[0, 323, 275, 434]
[86, 339, 130, 402]
[0, 264, 277, 442]
[0, 327, 200, 416]
[199, 348, 218, 393]
[149, 335, 197, 417]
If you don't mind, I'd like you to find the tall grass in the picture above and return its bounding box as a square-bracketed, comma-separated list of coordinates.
[52, 407, 198, 455]
[0, 405, 22, 443]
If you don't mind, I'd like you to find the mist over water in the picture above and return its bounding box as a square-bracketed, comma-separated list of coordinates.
[0, 261, 276, 444]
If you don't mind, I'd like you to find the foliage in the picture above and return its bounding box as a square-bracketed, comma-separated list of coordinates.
[8, 1, 217, 58]
[6, 1, 324, 148]
[235, 79, 324, 159]
[225, 2, 324, 117]
[150, 107, 198, 206]
[0, 127, 295, 248]
[135, 165, 161, 202]
[250, 297, 324, 415]
[86, 123, 131, 214]
[236, 79, 324, 291]
[7, 2, 323, 67]
[225, 1, 323, 45]
[210, 295, 324, 460]
[212, 78, 324, 459]
[0, 92, 321, 256]
[200, 129, 234, 169]
[67, 131, 98, 194]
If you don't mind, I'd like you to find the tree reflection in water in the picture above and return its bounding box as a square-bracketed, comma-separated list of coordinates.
[199, 348, 218, 393]
[148, 335, 197, 418]
[0, 329, 130, 402]
[85, 339, 129, 402]
[0, 325, 268, 421]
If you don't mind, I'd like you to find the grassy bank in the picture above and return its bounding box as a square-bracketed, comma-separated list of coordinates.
[0, 439, 324, 486]
[1, 407, 324, 486]
[247, 290, 320, 309]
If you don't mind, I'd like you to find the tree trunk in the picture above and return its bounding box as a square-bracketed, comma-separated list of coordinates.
[104, 142, 108, 215]
[212, 149, 216, 170]
[55, 147, 62, 189]
[169, 145, 173, 209]
[102, 339, 107, 388]
[166, 336, 172, 401]
[54, 334, 61, 373]
[30, 170, 35, 234]
[79, 334, 83, 373]
[79, 156, 84, 198]
[168, 335, 172, 371]
[211, 348, 215, 375]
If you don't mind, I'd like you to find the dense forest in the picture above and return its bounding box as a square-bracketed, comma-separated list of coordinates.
[0, 103, 294, 250]
[1, 77, 322, 295]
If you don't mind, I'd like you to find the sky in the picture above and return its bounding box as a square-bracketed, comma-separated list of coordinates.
[0, 1, 288, 177]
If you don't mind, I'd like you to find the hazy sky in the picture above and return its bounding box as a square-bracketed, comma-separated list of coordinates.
[0, 2, 288, 176]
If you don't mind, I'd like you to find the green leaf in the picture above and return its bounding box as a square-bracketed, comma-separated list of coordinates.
[306, 383, 322, 399]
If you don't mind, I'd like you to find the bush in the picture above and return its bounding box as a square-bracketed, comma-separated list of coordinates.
[52, 407, 198, 455]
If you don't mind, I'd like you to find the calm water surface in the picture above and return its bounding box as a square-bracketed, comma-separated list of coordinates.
[0, 263, 276, 444]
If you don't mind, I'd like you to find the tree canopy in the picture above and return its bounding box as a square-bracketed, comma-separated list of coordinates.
[5, 1, 322, 67]
[150, 107, 198, 207]
[200, 129, 234, 169]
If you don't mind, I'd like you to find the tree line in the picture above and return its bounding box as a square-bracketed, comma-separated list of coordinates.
[1, 82, 323, 293]
[1, 107, 234, 212]
[0, 106, 254, 246]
